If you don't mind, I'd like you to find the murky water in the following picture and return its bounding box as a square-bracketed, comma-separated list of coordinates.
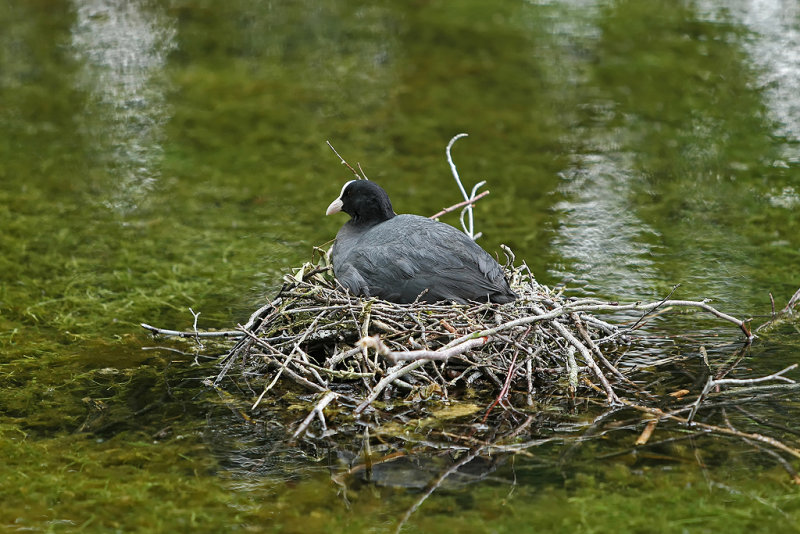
[1, 0, 799, 532]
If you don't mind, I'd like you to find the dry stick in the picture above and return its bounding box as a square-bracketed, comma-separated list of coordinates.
[756, 286, 800, 333]
[292, 344, 327, 386]
[326, 140, 363, 179]
[327, 345, 367, 368]
[355, 359, 429, 414]
[141, 296, 284, 340]
[626, 284, 680, 333]
[787, 286, 800, 311]
[550, 318, 620, 404]
[280, 305, 349, 315]
[141, 323, 242, 338]
[440, 297, 752, 354]
[291, 391, 338, 441]
[445, 132, 475, 238]
[625, 403, 800, 460]
[243, 296, 283, 330]
[525, 353, 535, 405]
[687, 364, 797, 423]
[383, 336, 489, 363]
[263, 357, 327, 393]
[713, 364, 796, 387]
[565, 346, 578, 395]
[635, 418, 659, 446]
[241, 330, 297, 407]
[428, 190, 490, 220]
[244, 314, 328, 407]
[481, 349, 519, 424]
[571, 313, 630, 385]
[241, 312, 324, 357]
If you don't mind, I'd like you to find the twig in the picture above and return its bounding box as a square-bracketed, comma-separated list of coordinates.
[688, 364, 797, 423]
[441, 297, 753, 351]
[756, 286, 800, 333]
[291, 391, 337, 440]
[445, 133, 487, 240]
[188, 308, 204, 349]
[359, 335, 489, 363]
[140, 323, 242, 338]
[354, 360, 429, 414]
[635, 418, 659, 446]
[626, 403, 800, 460]
[786, 287, 800, 313]
[627, 284, 680, 332]
[428, 190, 491, 220]
[326, 140, 364, 179]
[482, 349, 519, 423]
[551, 318, 620, 404]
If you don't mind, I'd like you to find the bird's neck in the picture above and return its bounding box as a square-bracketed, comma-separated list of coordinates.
[350, 211, 394, 227]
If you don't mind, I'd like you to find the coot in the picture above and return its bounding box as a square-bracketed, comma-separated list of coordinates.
[325, 180, 516, 304]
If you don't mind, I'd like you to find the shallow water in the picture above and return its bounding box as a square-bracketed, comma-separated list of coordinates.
[1, 0, 799, 532]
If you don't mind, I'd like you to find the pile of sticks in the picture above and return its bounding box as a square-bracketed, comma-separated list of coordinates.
[139, 136, 800, 493]
[186, 247, 789, 435]
[214, 256, 635, 417]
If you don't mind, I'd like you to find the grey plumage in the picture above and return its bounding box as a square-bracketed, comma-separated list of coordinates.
[326, 180, 516, 305]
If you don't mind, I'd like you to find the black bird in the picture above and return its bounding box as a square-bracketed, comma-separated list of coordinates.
[325, 180, 516, 304]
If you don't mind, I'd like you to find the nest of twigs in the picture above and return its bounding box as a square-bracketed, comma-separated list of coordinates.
[216, 249, 630, 421]
[140, 247, 800, 500]
[171, 263, 799, 491]
[188, 243, 798, 442]
[141, 138, 800, 496]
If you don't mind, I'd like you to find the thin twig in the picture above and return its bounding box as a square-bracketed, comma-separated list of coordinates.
[326, 140, 363, 179]
[141, 323, 243, 338]
[626, 403, 800, 460]
[429, 190, 490, 220]
[291, 391, 337, 441]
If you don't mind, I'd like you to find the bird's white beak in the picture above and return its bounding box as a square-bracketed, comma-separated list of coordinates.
[326, 197, 343, 216]
[326, 180, 354, 215]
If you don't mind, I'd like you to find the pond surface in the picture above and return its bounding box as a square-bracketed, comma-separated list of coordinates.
[1, 0, 799, 532]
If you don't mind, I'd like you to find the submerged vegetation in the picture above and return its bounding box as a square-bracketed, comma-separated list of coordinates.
[143, 242, 800, 531]
[141, 140, 800, 531]
[4, 1, 800, 531]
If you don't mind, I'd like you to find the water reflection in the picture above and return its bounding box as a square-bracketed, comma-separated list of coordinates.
[71, 0, 175, 213]
[540, 0, 796, 303]
[699, 0, 800, 164]
[553, 154, 657, 298]
[527, 1, 658, 299]
[699, 0, 800, 218]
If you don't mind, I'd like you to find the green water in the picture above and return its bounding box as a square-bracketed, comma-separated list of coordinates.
[1, 0, 799, 532]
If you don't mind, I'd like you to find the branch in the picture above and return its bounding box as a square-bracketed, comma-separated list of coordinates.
[326, 140, 365, 180]
[440, 297, 753, 351]
[140, 323, 242, 338]
[354, 359, 429, 414]
[626, 403, 800, 461]
[445, 133, 485, 239]
[290, 391, 337, 441]
[687, 364, 797, 423]
[428, 190, 490, 220]
[359, 334, 489, 363]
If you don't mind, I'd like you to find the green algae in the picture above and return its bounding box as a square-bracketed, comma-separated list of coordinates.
[1, 0, 799, 532]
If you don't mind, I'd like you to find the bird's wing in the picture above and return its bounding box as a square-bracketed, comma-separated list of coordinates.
[340, 215, 509, 302]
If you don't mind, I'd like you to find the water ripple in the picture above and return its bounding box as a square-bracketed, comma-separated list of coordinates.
[71, 0, 176, 213]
